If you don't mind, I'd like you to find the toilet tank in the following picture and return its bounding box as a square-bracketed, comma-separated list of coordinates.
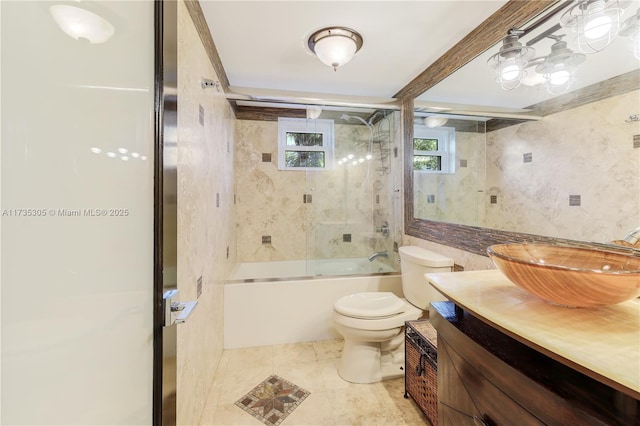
[399, 246, 454, 311]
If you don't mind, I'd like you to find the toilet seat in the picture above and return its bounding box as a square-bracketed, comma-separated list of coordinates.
[333, 298, 422, 331]
[334, 292, 407, 319]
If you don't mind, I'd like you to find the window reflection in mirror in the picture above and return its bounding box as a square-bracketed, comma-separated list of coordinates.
[413, 115, 486, 228]
[411, 88, 640, 244]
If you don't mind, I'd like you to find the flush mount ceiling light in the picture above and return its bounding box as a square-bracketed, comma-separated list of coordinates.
[487, 33, 535, 90]
[560, 0, 625, 54]
[620, 8, 640, 59]
[308, 27, 363, 71]
[423, 116, 449, 128]
[306, 106, 323, 119]
[49, 4, 115, 44]
[535, 36, 586, 95]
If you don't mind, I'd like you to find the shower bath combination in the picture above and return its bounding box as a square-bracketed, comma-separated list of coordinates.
[340, 113, 392, 175]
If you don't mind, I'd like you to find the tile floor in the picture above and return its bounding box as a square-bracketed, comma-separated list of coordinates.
[198, 339, 431, 425]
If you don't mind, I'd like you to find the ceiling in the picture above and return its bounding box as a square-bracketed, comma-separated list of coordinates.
[200, 1, 640, 113]
[200, 1, 508, 99]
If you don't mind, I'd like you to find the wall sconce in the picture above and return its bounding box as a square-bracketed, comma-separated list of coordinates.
[560, 0, 624, 53]
[620, 8, 640, 60]
[487, 33, 535, 90]
[49, 4, 114, 44]
[308, 27, 363, 71]
[535, 36, 585, 94]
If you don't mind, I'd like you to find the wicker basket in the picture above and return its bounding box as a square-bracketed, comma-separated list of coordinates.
[405, 320, 438, 426]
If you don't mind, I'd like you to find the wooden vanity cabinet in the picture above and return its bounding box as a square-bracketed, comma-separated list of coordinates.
[431, 302, 639, 426]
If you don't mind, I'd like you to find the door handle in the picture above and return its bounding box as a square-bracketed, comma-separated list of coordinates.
[174, 301, 197, 324]
[163, 289, 198, 326]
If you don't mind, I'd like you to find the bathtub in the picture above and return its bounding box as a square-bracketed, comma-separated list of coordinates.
[224, 258, 402, 349]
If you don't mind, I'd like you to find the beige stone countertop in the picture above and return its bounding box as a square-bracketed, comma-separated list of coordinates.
[426, 269, 640, 400]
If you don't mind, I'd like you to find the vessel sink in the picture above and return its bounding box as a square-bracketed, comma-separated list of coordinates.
[487, 244, 640, 307]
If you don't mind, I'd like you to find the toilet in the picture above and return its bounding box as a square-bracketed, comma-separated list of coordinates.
[332, 246, 453, 383]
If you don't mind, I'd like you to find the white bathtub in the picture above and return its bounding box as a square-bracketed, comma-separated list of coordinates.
[228, 257, 396, 280]
[224, 258, 402, 349]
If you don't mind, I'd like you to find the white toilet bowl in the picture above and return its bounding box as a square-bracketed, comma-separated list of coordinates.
[332, 246, 454, 384]
[332, 292, 422, 383]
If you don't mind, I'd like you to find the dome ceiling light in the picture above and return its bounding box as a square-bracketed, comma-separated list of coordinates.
[49, 4, 115, 44]
[308, 27, 363, 71]
[424, 116, 449, 128]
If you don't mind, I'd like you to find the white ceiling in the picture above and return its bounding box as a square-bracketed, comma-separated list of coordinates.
[201, 1, 640, 111]
[200, 1, 508, 98]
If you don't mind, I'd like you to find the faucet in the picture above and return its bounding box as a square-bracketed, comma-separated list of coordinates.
[623, 226, 640, 245]
[368, 251, 388, 262]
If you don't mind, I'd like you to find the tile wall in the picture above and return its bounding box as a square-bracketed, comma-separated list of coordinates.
[235, 114, 401, 269]
[176, 1, 236, 424]
[406, 90, 640, 264]
[484, 90, 640, 243]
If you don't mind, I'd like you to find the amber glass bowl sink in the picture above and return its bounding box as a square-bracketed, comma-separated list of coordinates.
[487, 244, 640, 307]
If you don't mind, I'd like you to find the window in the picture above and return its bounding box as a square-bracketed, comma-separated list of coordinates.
[278, 117, 334, 170]
[413, 125, 455, 174]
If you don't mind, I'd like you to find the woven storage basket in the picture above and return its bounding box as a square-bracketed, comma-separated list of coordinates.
[405, 320, 438, 425]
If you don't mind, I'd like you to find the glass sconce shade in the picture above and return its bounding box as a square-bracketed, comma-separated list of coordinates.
[308, 27, 363, 71]
[561, 0, 624, 53]
[488, 35, 535, 90]
[535, 40, 585, 94]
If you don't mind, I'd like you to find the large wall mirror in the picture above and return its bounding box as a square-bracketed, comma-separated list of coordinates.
[405, 0, 640, 255]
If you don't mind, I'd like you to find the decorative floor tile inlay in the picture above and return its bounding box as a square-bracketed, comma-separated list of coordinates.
[235, 374, 310, 426]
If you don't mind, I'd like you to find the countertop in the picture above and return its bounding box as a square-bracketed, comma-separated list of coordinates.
[426, 269, 640, 400]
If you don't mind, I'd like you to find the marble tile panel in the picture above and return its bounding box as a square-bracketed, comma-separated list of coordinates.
[373, 378, 429, 424]
[312, 338, 343, 360]
[272, 341, 317, 366]
[217, 365, 276, 407]
[273, 360, 326, 393]
[279, 391, 335, 425]
[317, 358, 353, 391]
[226, 345, 275, 372]
[483, 90, 640, 243]
[325, 385, 405, 425]
[176, 1, 236, 424]
[204, 403, 266, 426]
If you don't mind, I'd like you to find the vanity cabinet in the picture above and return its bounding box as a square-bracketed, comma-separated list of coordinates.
[431, 302, 639, 426]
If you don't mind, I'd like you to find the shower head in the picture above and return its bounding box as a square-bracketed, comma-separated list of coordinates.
[341, 114, 372, 127]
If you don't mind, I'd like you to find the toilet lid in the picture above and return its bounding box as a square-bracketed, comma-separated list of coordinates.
[334, 292, 407, 319]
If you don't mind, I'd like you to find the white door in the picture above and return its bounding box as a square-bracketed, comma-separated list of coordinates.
[1, 1, 155, 424]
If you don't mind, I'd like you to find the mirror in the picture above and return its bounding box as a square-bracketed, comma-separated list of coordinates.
[406, 0, 640, 250]
[411, 115, 487, 227]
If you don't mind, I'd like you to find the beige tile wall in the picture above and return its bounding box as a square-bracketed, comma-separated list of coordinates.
[484, 90, 640, 243]
[176, 2, 236, 424]
[235, 117, 401, 266]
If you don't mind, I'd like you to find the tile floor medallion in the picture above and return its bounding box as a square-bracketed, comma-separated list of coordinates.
[234, 374, 310, 426]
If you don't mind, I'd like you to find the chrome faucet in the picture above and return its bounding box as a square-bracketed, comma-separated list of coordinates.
[367, 251, 388, 262]
[623, 226, 640, 245]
